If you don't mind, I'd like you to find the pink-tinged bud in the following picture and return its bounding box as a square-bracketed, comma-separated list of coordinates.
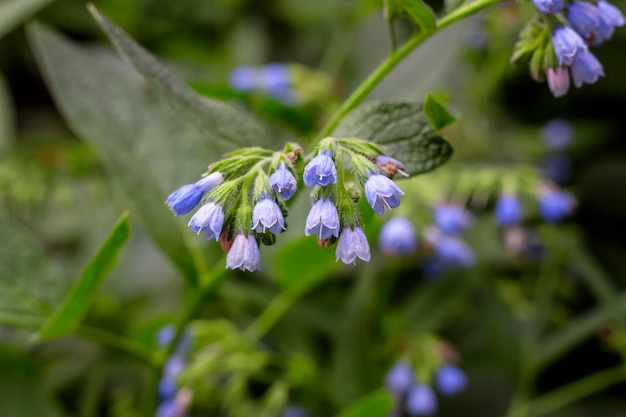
[546, 67, 570, 98]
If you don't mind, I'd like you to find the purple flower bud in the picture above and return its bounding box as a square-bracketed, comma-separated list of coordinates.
[156, 400, 180, 417]
[188, 202, 225, 241]
[539, 189, 576, 222]
[495, 195, 523, 227]
[166, 184, 203, 216]
[270, 162, 298, 200]
[433, 204, 473, 234]
[546, 67, 570, 98]
[303, 150, 337, 187]
[156, 325, 175, 347]
[406, 385, 437, 416]
[567, 2, 600, 40]
[364, 174, 405, 215]
[226, 234, 262, 272]
[532, 0, 564, 14]
[305, 199, 340, 240]
[260, 63, 293, 101]
[385, 361, 414, 396]
[552, 27, 588, 66]
[435, 364, 468, 397]
[378, 217, 418, 256]
[164, 355, 185, 379]
[229, 66, 257, 92]
[195, 172, 224, 194]
[595, 0, 625, 45]
[336, 227, 371, 264]
[571, 50, 604, 87]
[434, 236, 476, 268]
[252, 195, 285, 234]
[542, 119, 574, 149]
[158, 377, 177, 400]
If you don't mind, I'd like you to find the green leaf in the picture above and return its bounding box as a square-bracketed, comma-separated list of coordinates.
[424, 93, 456, 130]
[27, 23, 221, 286]
[332, 101, 453, 176]
[336, 390, 393, 417]
[397, 0, 436, 33]
[87, 5, 271, 149]
[0, 71, 15, 150]
[39, 213, 131, 339]
[0, 0, 54, 38]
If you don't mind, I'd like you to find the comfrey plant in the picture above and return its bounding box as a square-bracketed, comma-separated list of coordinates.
[166, 138, 406, 271]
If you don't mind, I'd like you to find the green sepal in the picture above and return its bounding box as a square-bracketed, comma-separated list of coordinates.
[530, 45, 546, 82]
[511, 17, 548, 65]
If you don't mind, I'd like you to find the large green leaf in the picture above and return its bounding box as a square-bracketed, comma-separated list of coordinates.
[27, 23, 228, 286]
[0, 210, 67, 323]
[0, 0, 54, 38]
[332, 101, 453, 176]
[39, 213, 131, 339]
[336, 390, 393, 417]
[87, 5, 270, 149]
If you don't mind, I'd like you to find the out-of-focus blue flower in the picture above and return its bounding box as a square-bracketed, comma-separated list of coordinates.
[385, 361, 414, 396]
[539, 189, 576, 222]
[567, 2, 600, 40]
[156, 400, 180, 417]
[434, 364, 468, 397]
[166, 184, 203, 216]
[595, 0, 625, 44]
[281, 406, 307, 417]
[532, 0, 564, 14]
[364, 174, 405, 215]
[433, 204, 473, 234]
[157, 325, 175, 347]
[252, 194, 285, 235]
[229, 66, 258, 92]
[336, 227, 371, 264]
[164, 355, 185, 379]
[379, 217, 418, 256]
[305, 199, 340, 240]
[434, 236, 476, 268]
[158, 377, 177, 401]
[188, 202, 225, 241]
[495, 195, 523, 227]
[226, 234, 262, 272]
[541, 154, 572, 184]
[542, 119, 574, 149]
[546, 67, 570, 98]
[571, 50, 605, 87]
[303, 150, 337, 187]
[552, 27, 587, 66]
[406, 384, 438, 416]
[464, 24, 489, 50]
[270, 162, 298, 200]
[260, 63, 293, 101]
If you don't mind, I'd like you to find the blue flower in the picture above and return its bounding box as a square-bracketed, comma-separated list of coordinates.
[269, 162, 298, 200]
[571, 50, 605, 87]
[433, 204, 473, 234]
[226, 234, 262, 272]
[552, 27, 588, 66]
[379, 217, 418, 256]
[532, 0, 564, 14]
[434, 236, 476, 268]
[156, 400, 180, 417]
[303, 150, 337, 187]
[546, 67, 570, 98]
[260, 63, 293, 101]
[541, 154, 572, 184]
[165, 173, 223, 216]
[539, 189, 576, 222]
[406, 384, 437, 416]
[434, 364, 468, 397]
[164, 355, 185, 379]
[156, 325, 175, 347]
[364, 174, 405, 215]
[305, 199, 340, 240]
[158, 377, 177, 401]
[229, 66, 257, 92]
[281, 407, 307, 417]
[542, 119, 574, 149]
[195, 172, 224, 194]
[567, 2, 600, 40]
[252, 195, 285, 234]
[385, 361, 414, 396]
[495, 195, 523, 227]
[595, 0, 625, 45]
[336, 227, 371, 264]
[188, 202, 225, 241]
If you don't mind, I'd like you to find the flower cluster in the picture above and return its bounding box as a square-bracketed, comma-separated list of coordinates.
[166, 139, 406, 271]
[513, 0, 623, 97]
[155, 326, 193, 417]
[229, 63, 295, 103]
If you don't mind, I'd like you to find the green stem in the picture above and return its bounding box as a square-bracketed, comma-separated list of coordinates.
[318, 0, 502, 138]
[244, 288, 306, 341]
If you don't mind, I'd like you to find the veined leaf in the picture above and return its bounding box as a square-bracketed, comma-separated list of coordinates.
[39, 213, 131, 339]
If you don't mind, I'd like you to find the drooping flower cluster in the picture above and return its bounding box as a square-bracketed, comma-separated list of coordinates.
[166, 139, 406, 271]
[229, 63, 295, 103]
[155, 326, 194, 417]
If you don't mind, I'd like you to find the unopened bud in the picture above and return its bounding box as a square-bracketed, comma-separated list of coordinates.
[220, 229, 234, 252]
[546, 67, 570, 97]
[375, 155, 407, 179]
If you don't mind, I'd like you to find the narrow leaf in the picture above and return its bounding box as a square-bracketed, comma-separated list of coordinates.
[39, 213, 131, 339]
[87, 4, 270, 148]
[424, 93, 456, 130]
[397, 0, 436, 33]
[332, 101, 453, 176]
[0, 71, 15, 149]
[336, 390, 393, 417]
[0, 0, 54, 38]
